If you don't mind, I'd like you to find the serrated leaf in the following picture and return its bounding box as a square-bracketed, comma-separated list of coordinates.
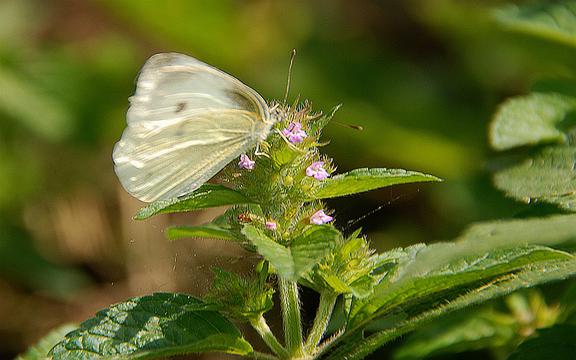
[328, 215, 576, 359]
[508, 324, 576, 360]
[16, 323, 77, 360]
[242, 224, 339, 281]
[134, 184, 251, 220]
[494, 2, 576, 48]
[310, 168, 441, 200]
[49, 293, 252, 359]
[326, 259, 576, 360]
[494, 146, 576, 211]
[351, 246, 572, 326]
[490, 93, 576, 150]
[167, 224, 238, 241]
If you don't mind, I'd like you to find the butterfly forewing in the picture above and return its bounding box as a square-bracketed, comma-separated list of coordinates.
[113, 53, 272, 202]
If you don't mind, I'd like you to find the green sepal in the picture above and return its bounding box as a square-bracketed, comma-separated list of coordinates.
[310, 168, 441, 200]
[205, 267, 274, 322]
[242, 224, 340, 281]
[301, 232, 379, 298]
[134, 184, 251, 220]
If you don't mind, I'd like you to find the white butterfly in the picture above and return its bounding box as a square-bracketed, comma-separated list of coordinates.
[113, 53, 273, 202]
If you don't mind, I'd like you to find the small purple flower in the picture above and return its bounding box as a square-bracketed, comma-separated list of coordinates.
[265, 221, 277, 230]
[282, 122, 307, 144]
[310, 210, 333, 225]
[238, 154, 255, 170]
[306, 161, 330, 180]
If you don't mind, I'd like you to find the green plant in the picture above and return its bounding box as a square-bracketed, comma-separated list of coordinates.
[18, 2, 576, 358]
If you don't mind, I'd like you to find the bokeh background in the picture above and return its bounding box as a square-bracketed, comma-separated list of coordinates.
[0, 0, 569, 358]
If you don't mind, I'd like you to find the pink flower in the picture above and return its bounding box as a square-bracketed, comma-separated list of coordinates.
[282, 122, 307, 144]
[310, 210, 333, 225]
[265, 221, 277, 230]
[238, 154, 255, 170]
[306, 161, 330, 180]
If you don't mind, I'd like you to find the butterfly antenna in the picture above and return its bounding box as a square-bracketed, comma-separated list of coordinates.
[283, 49, 297, 105]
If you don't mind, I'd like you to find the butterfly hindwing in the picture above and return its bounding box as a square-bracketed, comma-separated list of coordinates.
[113, 53, 272, 202]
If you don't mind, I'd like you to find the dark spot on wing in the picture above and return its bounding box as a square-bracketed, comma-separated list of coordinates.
[175, 102, 187, 113]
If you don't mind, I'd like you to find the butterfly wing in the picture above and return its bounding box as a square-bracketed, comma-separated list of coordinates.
[113, 53, 272, 202]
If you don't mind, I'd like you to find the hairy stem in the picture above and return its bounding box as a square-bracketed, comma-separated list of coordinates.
[251, 315, 288, 359]
[305, 291, 338, 352]
[279, 277, 305, 357]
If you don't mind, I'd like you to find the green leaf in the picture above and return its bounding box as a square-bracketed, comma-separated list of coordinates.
[310, 168, 441, 200]
[16, 323, 78, 360]
[167, 224, 238, 242]
[49, 293, 253, 359]
[494, 146, 576, 211]
[242, 224, 340, 281]
[490, 93, 576, 151]
[325, 259, 576, 360]
[134, 184, 251, 220]
[393, 309, 515, 360]
[330, 214, 576, 359]
[495, 2, 576, 48]
[351, 245, 572, 327]
[508, 324, 576, 360]
[206, 268, 274, 321]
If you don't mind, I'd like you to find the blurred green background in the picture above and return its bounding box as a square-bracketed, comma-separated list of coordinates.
[1, 0, 569, 358]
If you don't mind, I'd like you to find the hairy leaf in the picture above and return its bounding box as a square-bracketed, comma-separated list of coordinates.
[495, 2, 576, 47]
[325, 259, 576, 360]
[310, 168, 441, 200]
[242, 224, 339, 281]
[167, 224, 238, 241]
[494, 146, 576, 211]
[134, 184, 251, 220]
[490, 93, 576, 150]
[16, 324, 77, 360]
[49, 293, 252, 359]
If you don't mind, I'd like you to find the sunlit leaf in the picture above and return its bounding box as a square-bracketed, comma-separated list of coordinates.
[167, 224, 238, 242]
[490, 93, 576, 150]
[310, 168, 441, 200]
[16, 324, 77, 360]
[49, 293, 252, 359]
[495, 2, 576, 47]
[242, 224, 339, 281]
[134, 184, 251, 220]
[326, 214, 576, 359]
[325, 258, 576, 360]
[494, 146, 576, 211]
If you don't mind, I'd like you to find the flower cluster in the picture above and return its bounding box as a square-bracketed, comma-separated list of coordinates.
[282, 121, 307, 144]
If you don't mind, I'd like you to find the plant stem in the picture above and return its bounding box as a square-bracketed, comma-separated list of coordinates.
[279, 277, 305, 357]
[251, 315, 288, 359]
[304, 291, 337, 352]
[253, 351, 281, 360]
